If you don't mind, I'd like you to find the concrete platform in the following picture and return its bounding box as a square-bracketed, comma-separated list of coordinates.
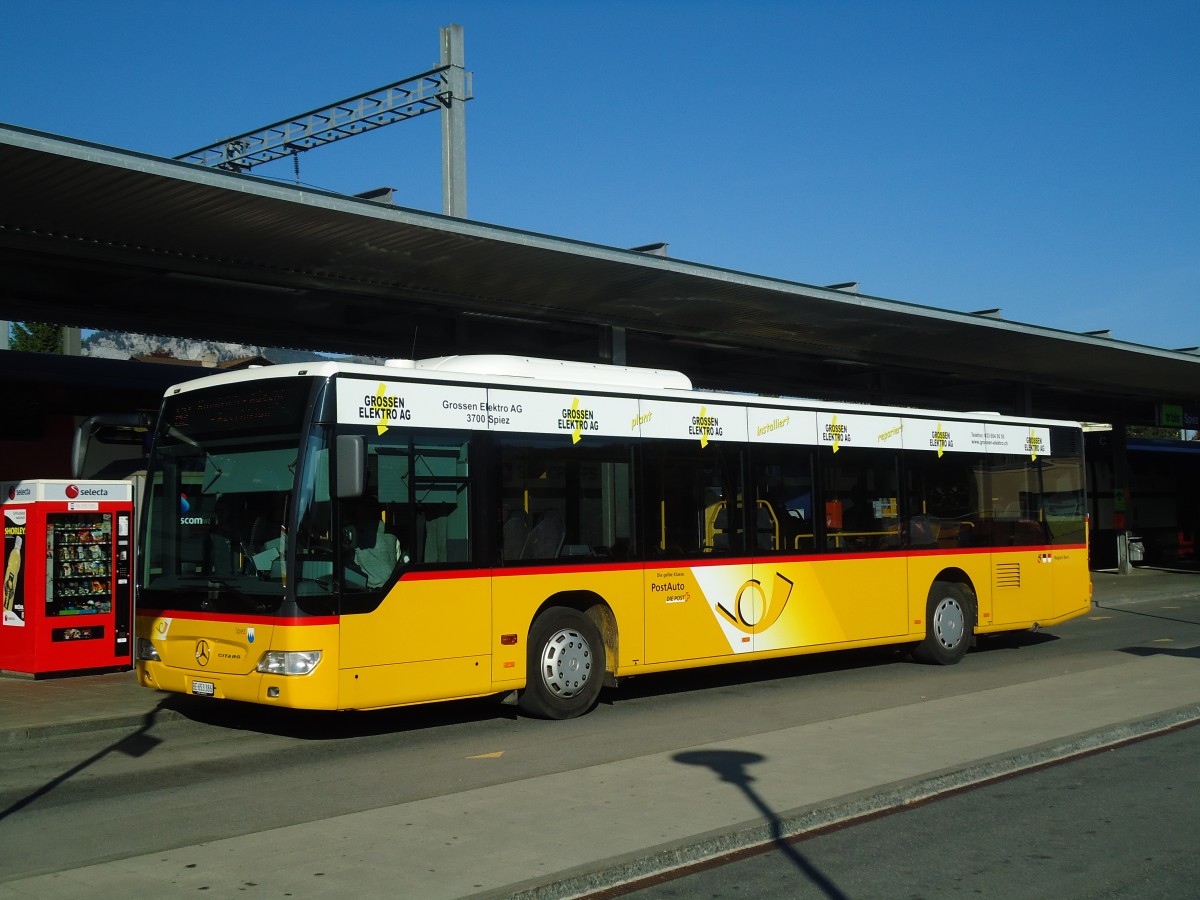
[2, 569, 1198, 898]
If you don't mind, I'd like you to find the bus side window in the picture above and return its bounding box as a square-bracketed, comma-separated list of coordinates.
[821, 448, 901, 552]
[985, 454, 1050, 547]
[499, 436, 635, 564]
[336, 432, 471, 586]
[643, 442, 743, 558]
[411, 438, 472, 564]
[904, 450, 983, 549]
[750, 446, 815, 554]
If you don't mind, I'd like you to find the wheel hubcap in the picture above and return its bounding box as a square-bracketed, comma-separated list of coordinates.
[539, 627, 593, 698]
[933, 596, 965, 650]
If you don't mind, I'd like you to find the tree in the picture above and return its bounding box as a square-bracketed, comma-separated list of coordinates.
[9, 322, 63, 353]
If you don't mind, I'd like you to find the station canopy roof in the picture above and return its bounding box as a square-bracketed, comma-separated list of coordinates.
[2, 122, 1198, 424]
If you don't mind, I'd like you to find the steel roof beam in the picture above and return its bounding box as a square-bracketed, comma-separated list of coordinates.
[175, 65, 471, 173]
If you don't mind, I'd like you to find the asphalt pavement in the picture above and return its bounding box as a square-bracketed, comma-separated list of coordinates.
[1, 568, 1199, 899]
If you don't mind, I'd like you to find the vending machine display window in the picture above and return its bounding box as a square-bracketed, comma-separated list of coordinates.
[47, 514, 114, 618]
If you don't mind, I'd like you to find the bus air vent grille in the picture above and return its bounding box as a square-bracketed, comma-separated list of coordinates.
[995, 562, 1022, 589]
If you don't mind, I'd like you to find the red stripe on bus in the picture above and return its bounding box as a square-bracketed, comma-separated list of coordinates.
[136, 609, 339, 627]
[398, 544, 1089, 579]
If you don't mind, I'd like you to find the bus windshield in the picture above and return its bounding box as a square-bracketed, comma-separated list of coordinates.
[139, 378, 318, 615]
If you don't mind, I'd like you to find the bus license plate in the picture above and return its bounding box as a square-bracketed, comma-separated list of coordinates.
[192, 680, 215, 697]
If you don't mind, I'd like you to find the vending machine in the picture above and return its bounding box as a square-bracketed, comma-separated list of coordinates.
[1, 479, 134, 676]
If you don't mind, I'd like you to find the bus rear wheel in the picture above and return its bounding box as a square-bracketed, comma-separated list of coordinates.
[518, 607, 605, 720]
[914, 582, 973, 666]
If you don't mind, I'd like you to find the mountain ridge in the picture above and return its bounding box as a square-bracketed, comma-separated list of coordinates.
[82, 330, 380, 365]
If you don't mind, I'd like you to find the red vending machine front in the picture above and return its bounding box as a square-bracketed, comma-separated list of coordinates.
[1, 479, 134, 676]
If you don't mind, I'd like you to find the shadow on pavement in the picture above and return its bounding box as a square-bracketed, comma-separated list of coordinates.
[154, 632, 1033, 741]
[0, 698, 168, 823]
[155, 690, 517, 740]
[612, 645, 908, 705]
[1119, 644, 1200, 661]
[156, 644, 911, 740]
[972, 630, 1060, 653]
[1096, 603, 1200, 627]
[669, 748, 849, 899]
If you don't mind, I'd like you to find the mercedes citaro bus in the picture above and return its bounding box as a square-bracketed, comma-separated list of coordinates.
[135, 355, 1091, 719]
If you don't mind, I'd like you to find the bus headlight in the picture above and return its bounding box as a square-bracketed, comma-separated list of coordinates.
[136, 638, 161, 661]
[256, 650, 322, 676]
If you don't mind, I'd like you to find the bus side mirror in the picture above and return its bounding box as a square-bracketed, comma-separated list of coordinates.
[336, 435, 365, 499]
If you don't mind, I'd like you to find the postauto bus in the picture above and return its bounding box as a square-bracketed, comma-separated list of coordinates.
[135, 355, 1091, 719]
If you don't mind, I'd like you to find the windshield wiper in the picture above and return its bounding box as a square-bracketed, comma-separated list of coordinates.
[167, 425, 225, 492]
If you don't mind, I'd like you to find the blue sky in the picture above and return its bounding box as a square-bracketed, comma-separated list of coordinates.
[2, 1, 1197, 350]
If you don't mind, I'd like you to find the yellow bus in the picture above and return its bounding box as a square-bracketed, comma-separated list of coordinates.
[134, 355, 1091, 719]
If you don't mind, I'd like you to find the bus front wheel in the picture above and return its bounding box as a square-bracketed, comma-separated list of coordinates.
[518, 607, 605, 719]
[914, 582, 973, 666]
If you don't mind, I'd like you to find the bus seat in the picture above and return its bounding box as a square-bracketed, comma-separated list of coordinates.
[906, 515, 940, 549]
[207, 533, 237, 576]
[248, 514, 272, 553]
[709, 504, 729, 551]
[502, 508, 530, 561]
[353, 519, 402, 587]
[522, 509, 565, 559]
[755, 503, 778, 550]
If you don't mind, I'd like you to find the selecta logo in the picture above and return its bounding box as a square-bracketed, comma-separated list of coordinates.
[66, 484, 111, 499]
